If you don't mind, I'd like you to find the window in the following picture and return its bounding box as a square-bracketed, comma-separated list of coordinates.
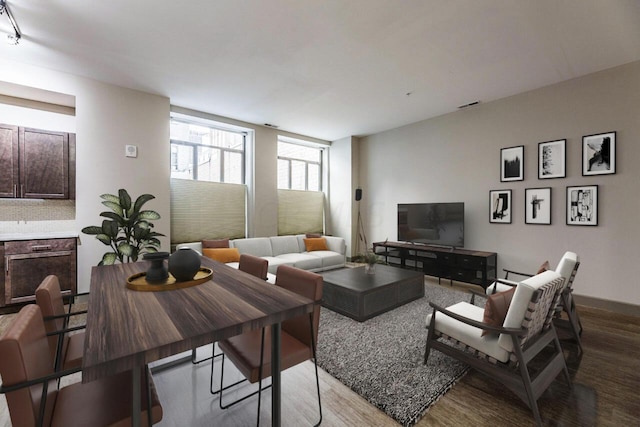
[170, 119, 245, 184]
[277, 139, 323, 191]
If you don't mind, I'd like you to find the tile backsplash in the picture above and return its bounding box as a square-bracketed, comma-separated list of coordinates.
[0, 199, 76, 233]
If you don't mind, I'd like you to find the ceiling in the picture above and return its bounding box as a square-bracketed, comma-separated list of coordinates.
[1, 0, 639, 141]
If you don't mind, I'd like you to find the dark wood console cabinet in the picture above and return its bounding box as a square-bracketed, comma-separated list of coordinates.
[372, 241, 497, 290]
[1, 237, 77, 307]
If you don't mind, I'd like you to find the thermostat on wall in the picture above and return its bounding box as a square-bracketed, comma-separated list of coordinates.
[125, 145, 138, 158]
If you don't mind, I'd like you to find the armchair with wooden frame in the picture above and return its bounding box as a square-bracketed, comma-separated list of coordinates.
[210, 265, 323, 426]
[0, 304, 163, 427]
[485, 251, 582, 353]
[424, 270, 571, 427]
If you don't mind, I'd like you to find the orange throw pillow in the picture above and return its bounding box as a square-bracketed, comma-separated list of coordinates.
[304, 237, 329, 252]
[202, 248, 240, 263]
[481, 287, 516, 337]
[537, 260, 551, 274]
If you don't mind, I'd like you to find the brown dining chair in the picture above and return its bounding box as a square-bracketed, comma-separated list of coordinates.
[35, 275, 86, 372]
[0, 304, 163, 427]
[192, 255, 271, 365]
[211, 265, 323, 426]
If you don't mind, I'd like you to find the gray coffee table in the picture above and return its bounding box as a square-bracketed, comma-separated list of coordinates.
[320, 264, 424, 321]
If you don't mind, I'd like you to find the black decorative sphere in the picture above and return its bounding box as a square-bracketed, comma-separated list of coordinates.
[143, 252, 169, 284]
[169, 248, 201, 282]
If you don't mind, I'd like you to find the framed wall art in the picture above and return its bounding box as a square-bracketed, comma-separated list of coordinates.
[582, 131, 616, 176]
[538, 139, 566, 179]
[490, 189, 512, 224]
[500, 146, 524, 182]
[525, 187, 551, 225]
[566, 185, 598, 226]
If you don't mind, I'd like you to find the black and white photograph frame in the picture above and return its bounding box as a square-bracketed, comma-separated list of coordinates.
[525, 187, 551, 225]
[582, 131, 616, 176]
[538, 139, 566, 179]
[490, 189, 512, 224]
[500, 146, 524, 182]
[566, 185, 598, 226]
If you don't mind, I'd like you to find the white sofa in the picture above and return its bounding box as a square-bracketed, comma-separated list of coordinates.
[177, 234, 346, 275]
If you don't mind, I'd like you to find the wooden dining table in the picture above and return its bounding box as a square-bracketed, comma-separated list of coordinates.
[82, 256, 316, 426]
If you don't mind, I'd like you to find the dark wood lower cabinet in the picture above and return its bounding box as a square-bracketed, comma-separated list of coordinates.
[372, 241, 497, 290]
[2, 238, 77, 306]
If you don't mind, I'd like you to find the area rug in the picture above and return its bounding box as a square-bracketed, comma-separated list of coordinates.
[316, 283, 482, 427]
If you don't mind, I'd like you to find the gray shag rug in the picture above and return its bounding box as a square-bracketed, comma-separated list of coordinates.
[316, 283, 481, 427]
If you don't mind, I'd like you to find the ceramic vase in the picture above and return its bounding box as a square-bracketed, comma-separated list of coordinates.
[169, 248, 201, 282]
[143, 252, 170, 283]
[365, 263, 376, 275]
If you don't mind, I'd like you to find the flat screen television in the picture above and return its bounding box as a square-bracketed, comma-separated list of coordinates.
[398, 202, 464, 248]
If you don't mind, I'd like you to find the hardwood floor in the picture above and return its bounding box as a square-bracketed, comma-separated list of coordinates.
[0, 278, 638, 426]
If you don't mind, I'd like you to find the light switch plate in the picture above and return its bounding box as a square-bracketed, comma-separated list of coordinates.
[125, 145, 138, 158]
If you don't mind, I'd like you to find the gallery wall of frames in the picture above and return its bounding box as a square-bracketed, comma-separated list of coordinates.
[490, 131, 615, 227]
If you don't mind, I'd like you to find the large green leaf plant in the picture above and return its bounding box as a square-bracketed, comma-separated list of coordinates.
[81, 189, 165, 265]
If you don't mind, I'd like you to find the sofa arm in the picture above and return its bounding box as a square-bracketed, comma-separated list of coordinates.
[324, 236, 346, 255]
[175, 242, 203, 255]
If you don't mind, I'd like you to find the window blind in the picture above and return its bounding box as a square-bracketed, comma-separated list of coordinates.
[170, 178, 246, 244]
[278, 189, 324, 236]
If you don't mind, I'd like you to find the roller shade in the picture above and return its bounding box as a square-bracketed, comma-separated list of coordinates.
[278, 189, 324, 236]
[170, 178, 246, 244]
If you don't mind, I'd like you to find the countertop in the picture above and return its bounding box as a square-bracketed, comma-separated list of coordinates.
[0, 231, 80, 241]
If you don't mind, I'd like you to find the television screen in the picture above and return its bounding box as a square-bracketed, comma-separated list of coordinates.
[398, 203, 464, 248]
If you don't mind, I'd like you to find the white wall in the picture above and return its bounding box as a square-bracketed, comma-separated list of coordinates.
[329, 136, 358, 256]
[358, 61, 640, 307]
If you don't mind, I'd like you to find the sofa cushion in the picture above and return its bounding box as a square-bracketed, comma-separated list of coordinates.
[304, 237, 329, 252]
[306, 251, 346, 270]
[270, 236, 301, 257]
[203, 248, 241, 263]
[231, 238, 273, 257]
[426, 301, 509, 363]
[202, 238, 230, 248]
[261, 257, 295, 275]
[276, 253, 323, 271]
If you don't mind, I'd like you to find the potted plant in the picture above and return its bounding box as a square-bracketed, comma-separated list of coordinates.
[353, 250, 379, 274]
[82, 189, 164, 265]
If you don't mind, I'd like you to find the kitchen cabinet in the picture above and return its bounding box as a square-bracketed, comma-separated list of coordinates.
[1, 237, 77, 307]
[0, 123, 75, 199]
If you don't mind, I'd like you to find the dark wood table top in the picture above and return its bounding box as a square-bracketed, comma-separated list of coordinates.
[82, 256, 315, 382]
[320, 264, 423, 293]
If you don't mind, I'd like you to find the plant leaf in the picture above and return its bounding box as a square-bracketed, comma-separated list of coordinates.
[99, 211, 125, 225]
[133, 194, 155, 216]
[118, 242, 133, 256]
[138, 210, 161, 221]
[100, 193, 119, 204]
[96, 234, 112, 245]
[101, 252, 117, 265]
[118, 189, 132, 212]
[102, 201, 123, 216]
[81, 226, 103, 235]
[102, 219, 119, 238]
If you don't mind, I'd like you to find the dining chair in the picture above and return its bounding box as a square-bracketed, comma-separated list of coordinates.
[211, 265, 323, 426]
[0, 304, 163, 427]
[35, 275, 87, 372]
[191, 254, 271, 365]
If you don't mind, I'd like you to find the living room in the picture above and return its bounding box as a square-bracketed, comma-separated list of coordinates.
[0, 1, 639, 426]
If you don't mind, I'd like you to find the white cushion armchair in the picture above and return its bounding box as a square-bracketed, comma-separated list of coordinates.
[424, 270, 571, 427]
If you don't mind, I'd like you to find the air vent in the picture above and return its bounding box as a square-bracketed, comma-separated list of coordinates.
[264, 123, 278, 128]
[457, 101, 480, 109]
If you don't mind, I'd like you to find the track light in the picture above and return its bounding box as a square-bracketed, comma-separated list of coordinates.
[0, 0, 21, 45]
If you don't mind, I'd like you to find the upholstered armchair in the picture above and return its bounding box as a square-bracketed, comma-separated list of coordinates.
[424, 270, 571, 426]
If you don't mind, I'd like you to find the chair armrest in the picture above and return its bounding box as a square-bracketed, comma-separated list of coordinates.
[503, 268, 533, 279]
[45, 324, 87, 337]
[495, 278, 518, 287]
[44, 310, 88, 321]
[0, 365, 81, 394]
[429, 301, 525, 336]
[469, 289, 487, 305]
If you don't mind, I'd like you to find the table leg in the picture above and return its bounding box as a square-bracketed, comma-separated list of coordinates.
[132, 366, 141, 427]
[271, 322, 281, 427]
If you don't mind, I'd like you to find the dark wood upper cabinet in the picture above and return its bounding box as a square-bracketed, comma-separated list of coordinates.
[0, 123, 19, 198]
[0, 123, 75, 199]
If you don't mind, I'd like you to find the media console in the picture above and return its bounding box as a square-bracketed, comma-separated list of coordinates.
[372, 241, 497, 290]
